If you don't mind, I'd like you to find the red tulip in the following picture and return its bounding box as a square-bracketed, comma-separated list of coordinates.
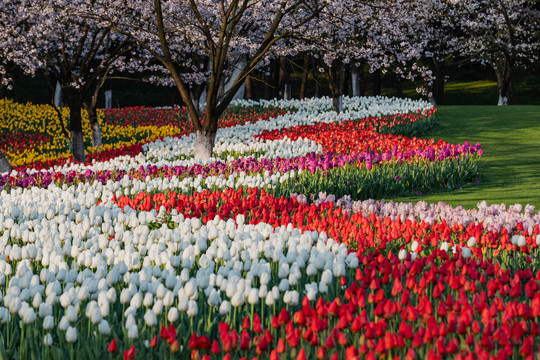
[170, 340, 181, 353]
[276, 338, 286, 353]
[211, 340, 220, 354]
[123, 346, 135, 360]
[107, 339, 117, 353]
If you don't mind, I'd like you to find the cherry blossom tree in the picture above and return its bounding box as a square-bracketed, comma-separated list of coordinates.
[92, 0, 325, 160]
[453, 0, 539, 105]
[298, 0, 430, 112]
[1, 0, 133, 162]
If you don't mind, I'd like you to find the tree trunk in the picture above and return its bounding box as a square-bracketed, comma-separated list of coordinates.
[328, 60, 344, 114]
[0, 151, 12, 174]
[264, 62, 275, 100]
[431, 64, 445, 105]
[495, 58, 518, 106]
[66, 92, 86, 163]
[244, 75, 253, 99]
[396, 75, 403, 98]
[359, 65, 366, 96]
[342, 64, 351, 97]
[223, 55, 246, 101]
[84, 84, 104, 149]
[299, 55, 309, 100]
[278, 56, 290, 100]
[189, 84, 205, 121]
[351, 67, 359, 97]
[194, 129, 217, 161]
[372, 70, 381, 96]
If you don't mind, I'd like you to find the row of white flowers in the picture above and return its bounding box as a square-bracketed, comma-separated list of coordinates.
[0, 181, 358, 339]
[16, 96, 431, 176]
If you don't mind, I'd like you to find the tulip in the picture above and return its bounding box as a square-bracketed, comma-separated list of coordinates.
[144, 309, 157, 327]
[98, 320, 111, 335]
[107, 339, 118, 353]
[124, 345, 136, 360]
[66, 326, 77, 343]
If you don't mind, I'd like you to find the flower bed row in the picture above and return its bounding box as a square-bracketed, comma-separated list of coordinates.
[0, 98, 285, 169]
[0, 183, 538, 359]
[1, 96, 524, 359]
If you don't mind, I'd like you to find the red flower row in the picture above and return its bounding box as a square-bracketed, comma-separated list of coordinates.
[256, 120, 456, 156]
[114, 187, 539, 253]
[0, 132, 51, 153]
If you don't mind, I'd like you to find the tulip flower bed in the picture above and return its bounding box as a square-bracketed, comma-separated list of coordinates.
[0, 99, 285, 168]
[1, 96, 537, 359]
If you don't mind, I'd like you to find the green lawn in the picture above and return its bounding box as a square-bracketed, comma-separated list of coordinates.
[389, 105, 540, 210]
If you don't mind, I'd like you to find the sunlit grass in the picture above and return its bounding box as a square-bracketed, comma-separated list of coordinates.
[389, 105, 540, 209]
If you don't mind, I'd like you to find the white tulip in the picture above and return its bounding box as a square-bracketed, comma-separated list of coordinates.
[219, 300, 231, 315]
[144, 309, 157, 327]
[66, 305, 77, 323]
[44, 334, 53, 346]
[321, 269, 333, 285]
[0, 307, 11, 323]
[265, 292, 275, 306]
[66, 327, 77, 343]
[153, 299, 164, 316]
[163, 291, 175, 307]
[99, 320, 111, 335]
[177, 295, 189, 312]
[43, 315, 55, 330]
[167, 307, 179, 323]
[187, 300, 198, 317]
[462, 247, 471, 259]
[22, 307, 36, 324]
[127, 325, 139, 339]
[247, 288, 259, 305]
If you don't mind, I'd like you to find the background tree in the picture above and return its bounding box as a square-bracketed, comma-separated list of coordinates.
[1, 0, 133, 162]
[94, 0, 324, 160]
[453, 0, 539, 105]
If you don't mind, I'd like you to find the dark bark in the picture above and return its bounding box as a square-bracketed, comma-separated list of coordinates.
[396, 75, 403, 98]
[342, 64, 351, 97]
[47, 76, 70, 141]
[372, 70, 381, 96]
[278, 56, 290, 99]
[328, 60, 344, 114]
[84, 83, 104, 149]
[359, 66, 366, 96]
[431, 64, 445, 105]
[84, 104, 102, 149]
[264, 60, 276, 100]
[0, 151, 13, 173]
[299, 55, 309, 100]
[189, 84, 205, 121]
[66, 92, 86, 162]
[495, 58, 518, 105]
[244, 75, 253, 99]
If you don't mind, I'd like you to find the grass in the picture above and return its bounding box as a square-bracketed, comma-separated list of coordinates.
[387, 76, 540, 106]
[389, 105, 540, 210]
